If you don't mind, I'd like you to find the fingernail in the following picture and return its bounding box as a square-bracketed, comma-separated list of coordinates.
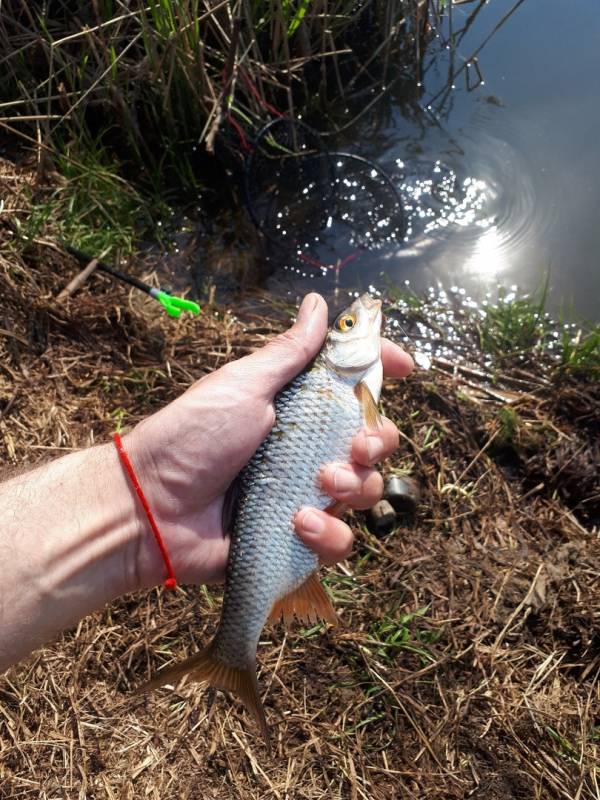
[333, 466, 361, 495]
[296, 293, 320, 325]
[298, 509, 325, 536]
[365, 434, 385, 464]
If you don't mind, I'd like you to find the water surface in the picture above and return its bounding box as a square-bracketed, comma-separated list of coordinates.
[264, 0, 600, 320]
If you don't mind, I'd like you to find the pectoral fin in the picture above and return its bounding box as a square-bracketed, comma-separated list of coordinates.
[268, 573, 337, 626]
[354, 380, 383, 429]
[221, 475, 242, 535]
[325, 500, 347, 518]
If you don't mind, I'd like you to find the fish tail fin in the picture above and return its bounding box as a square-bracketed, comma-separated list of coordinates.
[135, 645, 270, 751]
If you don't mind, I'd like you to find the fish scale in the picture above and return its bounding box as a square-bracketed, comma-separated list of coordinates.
[214, 358, 361, 669]
[138, 292, 383, 749]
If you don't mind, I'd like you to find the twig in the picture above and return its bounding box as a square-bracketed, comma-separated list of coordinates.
[57, 259, 98, 300]
[491, 563, 545, 656]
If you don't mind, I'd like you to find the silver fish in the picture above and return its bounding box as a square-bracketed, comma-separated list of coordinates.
[139, 293, 384, 748]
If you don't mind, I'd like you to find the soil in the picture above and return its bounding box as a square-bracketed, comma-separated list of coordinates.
[0, 156, 598, 799]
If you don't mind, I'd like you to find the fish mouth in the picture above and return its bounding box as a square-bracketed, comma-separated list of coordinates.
[357, 293, 382, 325]
[358, 293, 382, 311]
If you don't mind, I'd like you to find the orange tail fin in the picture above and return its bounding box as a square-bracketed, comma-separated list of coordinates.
[135, 646, 270, 750]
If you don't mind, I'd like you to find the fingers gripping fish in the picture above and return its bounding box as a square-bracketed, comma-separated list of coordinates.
[137, 294, 384, 749]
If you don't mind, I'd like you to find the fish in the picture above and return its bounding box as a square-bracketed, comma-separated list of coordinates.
[137, 293, 384, 749]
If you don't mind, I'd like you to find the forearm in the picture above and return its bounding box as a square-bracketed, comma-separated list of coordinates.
[0, 440, 145, 671]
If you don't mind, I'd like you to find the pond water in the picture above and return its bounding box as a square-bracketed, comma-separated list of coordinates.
[261, 0, 600, 321]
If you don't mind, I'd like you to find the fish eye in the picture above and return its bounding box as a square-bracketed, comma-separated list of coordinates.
[335, 313, 356, 332]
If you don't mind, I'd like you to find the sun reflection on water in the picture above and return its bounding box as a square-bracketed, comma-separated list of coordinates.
[464, 225, 506, 278]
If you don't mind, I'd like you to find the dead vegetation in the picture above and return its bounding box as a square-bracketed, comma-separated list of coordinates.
[1, 158, 599, 799]
[0, 0, 431, 195]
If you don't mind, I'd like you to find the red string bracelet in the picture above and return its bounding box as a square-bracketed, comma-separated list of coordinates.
[113, 432, 177, 591]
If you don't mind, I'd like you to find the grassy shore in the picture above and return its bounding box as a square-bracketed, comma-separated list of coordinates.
[1, 2, 599, 796]
[1, 158, 599, 799]
[1, 0, 429, 220]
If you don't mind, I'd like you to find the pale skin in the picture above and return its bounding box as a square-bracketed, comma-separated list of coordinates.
[0, 293, 413, 672]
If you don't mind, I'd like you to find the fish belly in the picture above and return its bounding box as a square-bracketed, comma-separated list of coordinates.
[214, 365, 362, 667]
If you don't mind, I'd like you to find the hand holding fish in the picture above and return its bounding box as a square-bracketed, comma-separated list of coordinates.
[126, 293, 413, 590]
[0, 293, 411, 706]
[128, 292, 413, 746]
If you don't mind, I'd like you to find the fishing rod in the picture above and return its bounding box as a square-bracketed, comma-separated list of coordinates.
[62, 242, 200, 319]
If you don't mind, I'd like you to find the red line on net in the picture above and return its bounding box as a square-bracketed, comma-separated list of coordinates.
[227, 113, 253, 153]
[297, 249, 362, 271]
[239, 68, 284, 118]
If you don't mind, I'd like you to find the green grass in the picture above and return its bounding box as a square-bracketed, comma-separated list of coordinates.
[386, 277, 600, 382]
[557, 324, 600, 378]
[1, 1, 420, 263]
[384, 282, 424, 311]
[367, 606, 442, 666]
[322, 570, 363, 607]
[546, 726, 581, 765]
[477, 282, 550, 358]
[478, 285, 600, 378]
[0, 1, 414, 192]
[16, 141, 168, 259]
[495, 406, 520, 449]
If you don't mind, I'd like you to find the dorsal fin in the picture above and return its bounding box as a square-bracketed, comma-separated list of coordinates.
[268, 573, 337, 626]
[354, 380, 383, 429]
[325, 499, 347, 518]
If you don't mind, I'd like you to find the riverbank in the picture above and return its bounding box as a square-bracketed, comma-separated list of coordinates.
[1, 157, 599, 799]
[0, 0, 428, 231]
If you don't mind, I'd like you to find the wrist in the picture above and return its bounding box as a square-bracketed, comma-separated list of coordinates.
[118, 423, 175, 591]
[67, 441, 147, 599]
[121, 416, 232, 588]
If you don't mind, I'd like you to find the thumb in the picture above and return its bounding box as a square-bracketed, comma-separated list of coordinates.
[229, 293, 328, 395]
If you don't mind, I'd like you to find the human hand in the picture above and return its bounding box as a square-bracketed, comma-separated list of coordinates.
[125, 294, 413, 588]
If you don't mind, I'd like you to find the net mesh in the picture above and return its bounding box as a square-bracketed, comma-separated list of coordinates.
[244, 119, 405, 273]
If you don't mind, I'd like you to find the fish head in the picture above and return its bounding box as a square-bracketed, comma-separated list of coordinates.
[323, 293, 383, 400]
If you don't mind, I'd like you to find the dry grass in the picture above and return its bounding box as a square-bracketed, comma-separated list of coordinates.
[0, 0, 427, 191]
[1, 158, 599, 799]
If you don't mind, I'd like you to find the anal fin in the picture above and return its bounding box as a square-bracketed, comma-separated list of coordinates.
[268, 573, 337, 626]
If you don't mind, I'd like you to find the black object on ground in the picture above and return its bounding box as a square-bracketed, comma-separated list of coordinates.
[367, 499, 397, 537]
[61, 243, 199, 318]
[384, 475, 421, 513]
